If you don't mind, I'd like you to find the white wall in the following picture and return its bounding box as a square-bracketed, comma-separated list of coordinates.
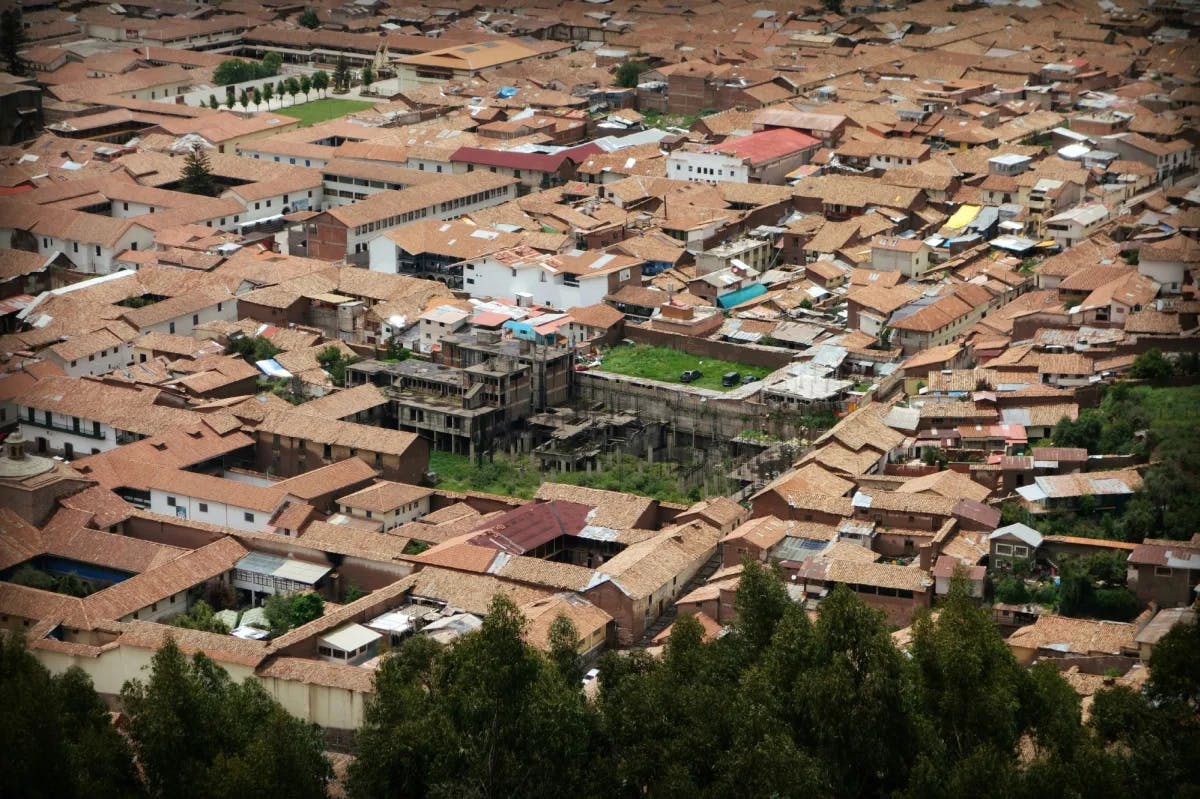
[138, 299, 236, 336]
[667, 151, 748, 183]
[341, 495, 430, 530]
[463, 257, 619, 308]
[50, 342, 132, 378]
[240, 149, 327, 170]
[18, 413, 114, 458]
[34, 226, 155, 275]
[1139, 258, 1184, 294]
[366, 237, 400, 273]
[149, 488, 274, 532]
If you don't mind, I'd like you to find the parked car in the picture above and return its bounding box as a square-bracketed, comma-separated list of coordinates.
[742, 374, 759, 385]
[721, 371, 741, 387]
[680, 369, 703, 383]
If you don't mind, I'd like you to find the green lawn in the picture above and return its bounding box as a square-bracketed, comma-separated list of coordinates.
[596, 344, 774, 391]
[277, 97, 375, 126]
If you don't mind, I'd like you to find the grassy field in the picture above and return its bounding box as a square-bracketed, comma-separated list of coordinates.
[277, 97, 375, 126]
[596, 344, 774, 391]
[426, 450, 715, 504]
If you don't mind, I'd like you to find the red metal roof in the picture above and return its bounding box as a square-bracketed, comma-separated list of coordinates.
[450, 142, 602, 172]
[469, 500, 592, 555]
[703, 128, 820, 165]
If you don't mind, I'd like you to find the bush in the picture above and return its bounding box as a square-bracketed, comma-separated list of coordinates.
[994, 576, 1031, 604]
[615, 60, 648, 88]
[1090, 588, 1140, 621]
[212, 56, 281, 86]
[1130, 349, 1173, 382]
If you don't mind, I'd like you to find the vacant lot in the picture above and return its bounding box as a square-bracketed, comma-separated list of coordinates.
[277, 97, 375, 126]
[596, 344, 773, 391]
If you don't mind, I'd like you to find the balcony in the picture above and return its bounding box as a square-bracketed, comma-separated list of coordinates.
[23, 416, 106, 441]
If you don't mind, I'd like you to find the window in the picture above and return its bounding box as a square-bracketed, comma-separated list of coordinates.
[95, 246, 101, 256]
[323, 443, 332, 459]
[198, 502, 208, 513]
[244, 512, 255, 523]
[169, 322, 175, 334]
[1155, 566, 1173, 577]
[166, 496, 176, 507]
[1012, 545, 1028, 558]
[192, 314, 199, 325]
[995, 543, 1013, 556]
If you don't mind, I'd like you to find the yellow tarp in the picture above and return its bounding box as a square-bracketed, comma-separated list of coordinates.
[945, 204, 982, 230]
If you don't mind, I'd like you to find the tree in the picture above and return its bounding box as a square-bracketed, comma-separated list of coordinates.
[228, 334, 280, 363]
[0, 8, 28, 77]
[225, 86, 236, 109]
[252, 87, 262, 110]
[173, 600, 230, 634]
[547, 615, 583, 684]
[730, 559, 792, 660]
[262, 81, 273, 109]
[263, 592, 324, 637]
[361, 63, 373, 87]
[349, 596, 597, 799]
[208, 93, 219, 110]
[276, 80, 286, 104]
[333, 55, 350, 93]
[298, 8, 320, 29]
[317, 345, 359, 387]
[312, 69, 329, 97]
[300, 74, 312, 100]
[121, 638, 331, 799]
[614, 59, 647, 88]
[179, 146, 218, 197]
[291, 592, 324, 627]
[1130, 348, 1173, 382]
[238, 88, 250, 111]
[286, 76, 301, 105]
[384, 334, 408, 361]
[262, 51, 282, 76]
[0, 635, 142, 799]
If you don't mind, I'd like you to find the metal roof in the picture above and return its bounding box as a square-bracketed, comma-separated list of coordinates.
[319, 623, 381, 652]
[235, 552, 331, 584]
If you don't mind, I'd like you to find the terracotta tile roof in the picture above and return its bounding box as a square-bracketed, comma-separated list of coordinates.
[117, 620, 271, 668]
[82, 537, 247, 622]
[590, 521, 720, 599]
[273, 457, 379, 502]
[1006, 614, 1137, 656]
[407, 565, 552, 616]
[896, 469, 991, 503]
[255, 408, 423, 458]
[258, 656, 375, 693]
[520, 593, 611, 651]
[338, 480, 433, 514]
[534, 483, 656, 530]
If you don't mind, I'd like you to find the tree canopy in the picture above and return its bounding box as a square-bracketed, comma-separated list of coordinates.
[614, 60, 647, 88]
[121, 638, 331, 799]
[179, 146, 218, 197]
[212, 55, 281, 86]
[346, 564, 1200, 799]
[0, 8, 28, 77]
